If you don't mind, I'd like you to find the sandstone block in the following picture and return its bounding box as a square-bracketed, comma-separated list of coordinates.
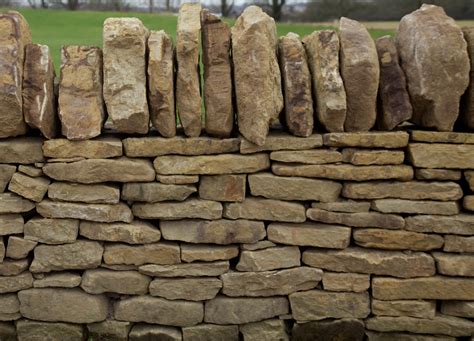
[103, 18, 149, 133]
[183, 324, 239, 341]
[0, 272, 33, 293]
[33, 272, 82, 288]
[48, 182, 119, 204]
[139, 261, 229, 278]
[416, 169, 461, 181]
[240, 132, 323, 153]
[371, 199, 459, 215]
[433, 253, 474, 277]
[396, 4, 470, 131]
[0, 165, 15, 192]
[157, 175, 199, 184]
[311, 200, 370, 213]
[199, 175, 246, 202]
[133, 199, 222, 220]
[444, 235, 474, 253]
[6, 236, 36, 259]
[463, 195, 474, 211]
[372, 299, 436, 319]
[354, 228, 443, 251]
[270, 150, 342, 164]
[292, 319, 365, 341]
[0, 294, 19, 321]
[466, 170, 474, 191]
[0, 137, 44, 164]
[366, 332, 455, 341]
[224, 197, 306, 222]
[241, 240, 276, 251]
[81, 269, 151, 295]
[240, 319, 289, 341]
[150, 277, 222, 301]
[0, 240, 4, 263]
[412, 130, 474, 143]
[8, 173, 49, 202]
[18, 165, 43, 177]
[342, 149, 405, 165]
[322, 272, 370, 293]
[0, 259, 28, 276]
[324, 131, 409, 148]
[0, 193, 34, 214]
[441, 301, 474, 318]
[103, 242, 180, 266]
[236, 246, 300, 271]
[123, 182, 196, 203]
[406, 214, 474, 235]
[181, 244, 239, 262]
[409, 143, 474, 169]
[24, 218, 78, 244]
[129, 324, 181, 341]
[80, 220, 160, 244]
[43, 137, 122, 159]
[87, 320, 131, 341]
[0, 214, 23, 236]
[16, 320, 85, 341]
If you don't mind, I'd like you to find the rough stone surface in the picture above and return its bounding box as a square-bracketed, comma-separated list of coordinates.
[149, 277, 222, 301]
[43, 137, 122, 159]
[411, 130, 474, 144]
[0, 138, 44, 164]
[462, 27, 474, 128]
[409, 143, 474, 169]
[232, 6, 283, 146]
[80, 220, 161, 244]
[0, 294, 20, 321]
[339, 17, 379, 131]
[139, 261, 229, 278]
[240, 133, 323, 153]
[366, 332, 455, 341]
[16, 320, 86, 341]
[324, 131, 409, 148]
[183, 324, 239, 341]
[87, 320, 131, 341]
[199, 175, 246, 202]
[270, 150, 342, 164]
[6, 236, 37, 259]
[33, 272, 82, 288]
[240, 319, 289, 341]
[279, 32, 313, 136]
[103, 242, 180, 266]
[312, 200, 370, 213]
[241, 240, 276, 251]
[433, 253, 474, 277]
[0, 193, 35, 214]
[396, 4, 470, 131]
[406, 214, 474, 235]
[8, 172, 49, 202]
[133, 199, 222, 220]
[148, 30, 176, 137]
[0, 321, 15, 341]
[18, 164, 43, 177]
[441, 301, 474, 318]
[0, 259, 28, 276]
[122, 182, 196, 203]
[157, 175, 199, 185]
[372, 299, 436, 318]
[103, 18, 149, 134]
[303, 30, 346, 132]
[0, 214, 24, 235]
[463, 195, 474, 211]
[129, 324, 182, 341]
[181, 244, 239, 262]
[354, 228, 444, 251]
[444, 235, 474, 253]
[292, 319, 365, 341]
[322, 272, 370, 293]
[342, 149, 405, 165]
[0, 272, 33, 293]
[81, 269, 151, 295]
[24, 218, 78, 244]
[0, 165, 15, 192]
[224, 198, 306, 222]
[236, 246, 300, 271]
[416, 169, 461, 180]
[48, 182, 120, 204]
[371, 199, 459, 215]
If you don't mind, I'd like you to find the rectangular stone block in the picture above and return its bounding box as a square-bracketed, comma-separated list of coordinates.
[48, 182, 120, 204]
[0, 165, 15, 192]
[122, 182, 196, 203]
[79, 221, 161, 245]
[405, 214, 474, 235]
[8, 173, 50, 202]
[415, 169, 461, 181]
[183, 324, 238, 341]
[139, 261, 229, 278]
[444, 235, 474, 253]
[441, 301, 474, 318]
[0, 259, 28, 277]
[199, 175, 246, 202]
[408, 143, 474, 169]
[342, 149, 404, 165]
[81, 269, 151, 295]
[311, 200, 370, 213]
[181, 244, 239, 262]
[150, 277, 221, 301]
[433, 253, 474, 277]
[24, 218, 78, 244]
[372, 299, 436, 319]
[324, 132, 409, 148]
[270, 150, 342, 164]
[354, 228, 443, 251]
[0, 272, 33, 293]
[5, 236, 37, 259]
[240, 132, 322, 153]
[0, 294, 20, 321]
[236, 246, 300, 271]
[0, 214, 23, 236]
[0, 137, 44, 164]
[410, 130, 474, 144]
[322, 272, 370, 293]
[43, 137, 122, 159]
[33, 272, 81, 289]
[132, 199, 222, 220]
[371, 199, 459, 215]
[103, 242, 180, 266]
[0, 193, 34, 214]
[224, 198, 306, 223]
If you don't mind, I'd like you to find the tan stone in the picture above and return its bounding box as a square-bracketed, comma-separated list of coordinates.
[148, 30, 176, 137]
[462, 27, 474, 129]
[183, 324, 239, 341]
[139, 261, 229, 278]
[43, 137, 122, 159]
[444, 235, 474, 253]
[311, 200, 370, 213]
[303, 30, 345, 132]
[441, 301, 474, 318]
[160, 219, 265, 245]
[433, 253, 474, 277]
[241, 240, 276, 251]
[58, 46, 104, 139]
[81, 269, 151, 295]
[0, 294, 20, 321]
[267, 222, 350, 249]
[48, 182, 119, 204]
[0, 214, 23, 235]
[204, 296, 289, 324]
[409, 143, 474, 169]
[279, 32, 313, 136]
[354, 228, 443, 251]
[0, 165, 15, 193]
[232, 6, 282, 145]
[224, 197, 306, 222]
[236, 246, 300, 271]
[342, 149, 405, 165]
[19, 288, 108, 323]
[240, 132, 323, 153]
[339, 17, 379, 131]
[372, 299, 436, 318]
[129, 325, 181, 341]
[33, 272, 82, 288]
[103, 242, 180, 266]
[292, 319, 365, 341]
[303, 247, 435, 278]
[240, 319, 289, 341]
[0, 259, 28, 276]
[270, 150, 342, 164]
[199, 175, 245, 202]
[24, 218, 78, 244]
[406, 214, 474, 235]
[416, 169, 461, 181]
[371, 199, 459, 215]
[411, 130, 474, 144]
[37, 200, 132, 223]
[0, 272, 33, 293]
[466, 170, 474, 191]
[249, 173, 341, 202]
[157, 175, 199, 184]
[123, 182, 196, 202]
[0, 137, 44, 164]
[343, 181, 462, 201]
[87, 320, 131, 341]
[43, 158, 155, 183]
[8, 173, 49, 202]
[366, 331, 455, 341]
[16, 320, 86, 341]
[181, 244, 239, 262]
[103, 18, 149, 133]
[150, 277, 221, 301]
[372, 276, 474, 300]
[0, 193, 34, 214]
[222, 267, 322, 297]
[133, 199, 222, 220]
[6, 236, 36, 259]
[30, 240, 103, 273]
[114, 296, 203, 327]
[80, 220, 161, 245]
[0, 240, 4, 263]
[290, 290, 370, 321]
[23, 44, 57, 139]
[463, 195, 474, 211]
[18, 165, 43, 177]
[397, 5, 470, 131]
[322, 272, 370, 293]
[324, 131, 409, 148]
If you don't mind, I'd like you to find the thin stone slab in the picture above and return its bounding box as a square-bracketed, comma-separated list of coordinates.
[18, 165, 43, 177]
[6, 236, 37, 259]
[0, 193, 34, 214]
[24, 218, 78, 244]
[157, 175, 199, 184]
[240, 319, 289, 341]
[8, 173, 49, 202]
[408, 143, 474, 169]
[132, 199, 222, 220]
[0, 165, 15, 192]
[33, 272, 82, 288]
[103, 242, 180, 266]
[0, 272, 33, 293]
[0, 259, 28, 276]
[433, 253, 474, 277]
[444, 235, 474, 253]
[81, 269, 151, 295]
[339, 17, 379, 131]
[416, 169, 461, 181]
[149, 277, 222, 301]
[16, 320, 85, 341]
[411, 130, 474, 144]
[23, 44, 57, 139]
[270, 150, 342, 164]
[462, 27, 474, 129]
[139, 261, 229, 278]
[183, 324, 239, 341]
[0, 241, 4, 263]
[199, 175, 246, 202]
[312, 200, 370, 213]
[87, 320, 131, 341]
[279, 32, 313, 136]
[396, 5, 470, 131]
[236, 246, 300, 271]
[303, 247, 435, 278]
[43, 137, 122, 159]
[240, 132, 323, 153]
[123, 182, 196, 203]
[241, 240, 276, 251]
[303, 30, 346, 132]
[342, 149, 405, 165]
[129, 324, 182, 341]
[80, 220, 161, 244]
[405, 214, 474, 235]
[466, 170, 474, 191]
[148, 30, 176, 137]
[48, 182, 120, 204]
[372, 299, 436, 318]
[103, 18, 149, 133]
[181, 244, 239, 262]
[324, 131, 409, 148]
[0, 214, 23, 236]
[224, 198, 306, 223]
[371, 199, 459, 215]
[366, 332, 455, 341]
[322, 272, 370, 293]
[0, 137, 44, 164]
[292, 319, 365, 341]
[375, 35, 413, 130]
[441, 301, 474, 318]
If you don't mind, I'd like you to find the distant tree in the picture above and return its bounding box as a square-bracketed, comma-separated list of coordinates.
[271, 0, 285, 21]
[221, 0, 234, 17]
[149, 0, 153, 13]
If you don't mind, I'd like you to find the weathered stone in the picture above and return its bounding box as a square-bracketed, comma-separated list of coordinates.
[406, 214, 474, 235]
[409, 143, 474, 169]
[372, 199, 459, 215]
[0, 240, 4, 263]
[181, 244, 239, 262]
[441, 301, 474, 318]
[30, 240, 103, 273]
[157, 174, 199, 184]
[0, 193, 34, 214]
[0, 294, 19, 321]
[0, 322, 15, 341]
[366, 332, 455, 341]
[303, 30, 345, 132]
[148, 30, 175, 137]
[311, 200, 370, 213]
[8, 173, 49, 202]
[16, 320, 85, 341]
[114, 296, 203, 327]
[18, 165, 42, 177]
[342, 149, 405, 165]
[129, 324, 182, 341]
[303, 247, 435, 278]
[466, 170, 474, 191]
[81, 269, 151, 295]
[161, 219, 265, 245]
[18, 288, 108, 323]
[267, 222, 350, 249]
[375, 35, 413, 130]
[232, 6, 282, 145]
[273, 163, 413, 181]
[224, 197, 305, 222]
[0, 272, 32, 293]
[240, 319, 289, 341]
[37, 200, 132, 223]
[416, 169, 461, 181]
[199, 175, 245, 202]
[372, 276, 474, 300]
[0, 214, 23, 236]
[150, 277, 221, 301]
[462, 27, 474, 129]
[139, 261, 229, 278]
[444, 235, 474, 253]
[366, 315, 474, 337]
[324, 131, 409, 148]
[463, 195, 474, 211]
[33, 272, 82, 288]
[433, 253, 474, 277]
[0, 165, 15, 193]
[322, 272, 370, 293]
[123, 182, 196, 203]
[48, 182, 119, 204]
[414, 131, 474, 144]
[58, 46, 104, 139]
[43, 137, 122, 159]
[204, 296, 289, 324]
[23, 44, 57, 138]
[103, 18, 149, 133]
[0, 259, 28, 276]
[183, 324, 239, 341]
[397, 5, 469, 131]
[43, 158, 155, 183]
[343, 181, 462, 201]
[133, 199, 222, 220]
[103, 242, 180, 266]
[240, 133, 323, 153]
[80, 220, 160, 245]
[87, 320, 131, 341]
[306, 208, 405, 229]
[354, 228, 443, 251]
[372, 299, 436, 318]
[279, 32, 313, 136]
[339, 17, 379, 131]
[236, 246, 300, 272]
[290, 290, 370, 321]
[249, 173, 341, 202]
[24, 218, 78, 244]
[6, 237, 36, 259]
[270, 150, 342, 164]
[241, 240, 276, 251]
[222, 267, 322, 297]
[292, 319, 365, 341]
[0, 138, 44, 164]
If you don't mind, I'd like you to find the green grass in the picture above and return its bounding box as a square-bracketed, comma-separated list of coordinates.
[3, 8, 394, 70]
